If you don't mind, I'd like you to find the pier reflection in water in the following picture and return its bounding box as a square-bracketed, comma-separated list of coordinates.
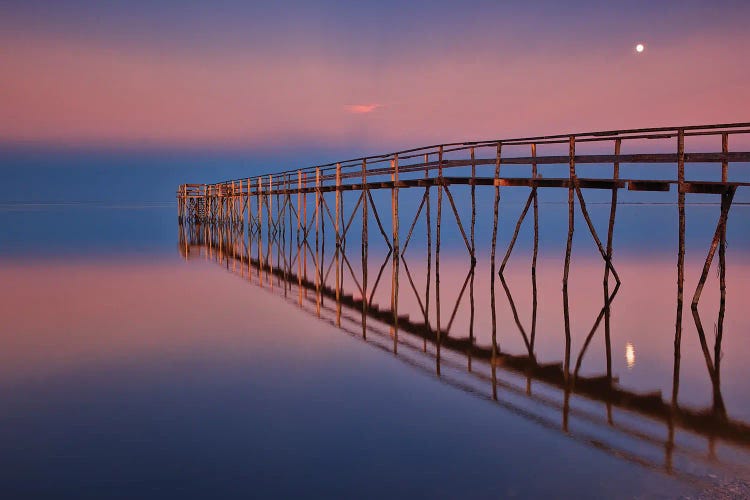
[178, 206, 750, 484]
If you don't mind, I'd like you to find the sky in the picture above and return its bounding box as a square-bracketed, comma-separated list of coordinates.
[1, 0, 749, 152]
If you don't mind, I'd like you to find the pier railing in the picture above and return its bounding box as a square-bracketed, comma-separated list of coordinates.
[179, 122, 750, 211]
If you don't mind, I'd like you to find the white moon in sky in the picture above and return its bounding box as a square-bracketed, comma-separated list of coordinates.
[636, 43, 645, 53]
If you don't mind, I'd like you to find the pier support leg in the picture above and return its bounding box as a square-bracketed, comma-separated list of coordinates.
[673, 129, 685, 407]
[391, 155, 399, 354]
[562, 136, 575, 383]
[361, 159, 368, 339]
[490, 143, 501, 377]
[435, 146, 443, 376]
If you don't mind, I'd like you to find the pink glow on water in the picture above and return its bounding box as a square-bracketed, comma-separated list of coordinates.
[2, 253, 749, 419]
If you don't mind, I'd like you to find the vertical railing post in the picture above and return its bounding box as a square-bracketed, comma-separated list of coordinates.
[361, 158, 368, 339]
[490, 142, 501, 398]
[721, 132, 728, 183]
[435, 145, 443, 375]
[246, 178, 251, 233]
[250, 178, 254, 233]
[258, 178, 264, 281]
[258, 178, 263, 233]
[232, 180, 237, 227]
[315, 167, 321, 316]
[470, 146, 476, 264]
[281, 173, 287, 287]
[391, 154, 399, 252]
[268, 174, 273, 245]
[424, 153, 431, 352]
[673, 128, 686, 406]
[718, 133, 729, 401]
[297, 171, 302, 247]
[563, 135, 575, 383]
[530, 142, 539, 353]
[468, 146, 476, 369]
[270, 174, 276, 290]
[335, 162, 342, 326]
[335, 162, 342, 248]
[240, 179, 245, 230]
[391, 154, 400, 354]
[303, 172, 308, 289]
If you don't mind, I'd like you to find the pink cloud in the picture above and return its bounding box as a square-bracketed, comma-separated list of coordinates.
[345, 104, 382, 114]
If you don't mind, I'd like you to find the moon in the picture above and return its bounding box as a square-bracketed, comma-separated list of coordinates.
[636, 43, 645, 53]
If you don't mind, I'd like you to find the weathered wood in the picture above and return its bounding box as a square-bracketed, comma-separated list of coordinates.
[335, 162, 342, 249]
[424, 157, 432, 353]
[195, 174, 746, 198]
[470, 146, 476, 266]
[315, 167, 321, 315]
[604, 138, 620, 382]
[436, 145, 443, 376]
[178, 122, 750, 412]
[679, 181, 738, 194]
[673, 129, 686, 407]
[563, 136, 575, 382]
[362, 158, 368, 340]
[391, 154, 400, 354]
[690, 187, 736, 415]
[628, 180, 671, 192]
[722, 132, 729, 183]
[490, 142, 500, 364]
[493, 178, 626, 189]
[530, 143, 540, 352]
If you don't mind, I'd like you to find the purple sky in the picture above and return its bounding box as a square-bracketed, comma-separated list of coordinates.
[1, 0, 749, 150]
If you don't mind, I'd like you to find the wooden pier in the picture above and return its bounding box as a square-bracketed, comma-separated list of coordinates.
[178, 123, 750, 229]
[178, 122, 750, 476]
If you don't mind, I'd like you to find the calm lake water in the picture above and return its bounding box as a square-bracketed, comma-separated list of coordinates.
[1, 200, 749, 499]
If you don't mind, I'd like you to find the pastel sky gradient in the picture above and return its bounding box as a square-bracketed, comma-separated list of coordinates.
[1, 0, 749, 150]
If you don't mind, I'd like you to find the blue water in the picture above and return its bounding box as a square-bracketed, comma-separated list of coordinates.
[1, 148, 749, 498]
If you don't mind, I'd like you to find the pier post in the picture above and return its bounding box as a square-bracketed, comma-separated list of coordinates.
[258, 178, 264, 279]
[335, 163, 342, 326]
[718, 133, 729, 403]
[531, 143, 539, 352]
[296, 171, 302, 246]
[315, 167, 321, 316]
[258, 178, 263, 234]
[491, 143, 501, 360]
[247, 178, 255, 237]
[233, 180, 237, 227]
[722, 132, 729, 182]
[436, 145, 443, 375]
[469, 146, 476, 368]
[244, 178, 249, 233]
[303, 172, 308, 286]
[424, 154, 431, 353]
[362, 158, 368, 339]
[391, 154, 400, 353]
[268, 175, 273, 251]
[604, 138, 621, 381]
[335, 162, 341, 248]
[563, 135, 576, 382]
[673, 128, 685, 406]
[470, 147, 476, 264]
